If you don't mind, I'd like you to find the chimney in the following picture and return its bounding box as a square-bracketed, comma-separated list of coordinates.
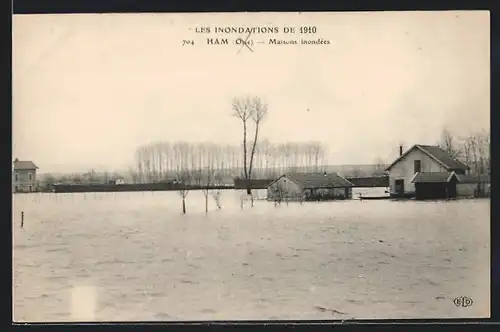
[399, 145, 403, 157]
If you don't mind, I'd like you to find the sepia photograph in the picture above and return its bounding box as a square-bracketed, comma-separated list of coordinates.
[12, 11, 490, 322]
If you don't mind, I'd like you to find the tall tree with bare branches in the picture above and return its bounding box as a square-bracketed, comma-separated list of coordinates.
[232, 96, 268, 197]
[248, 97, 268, 183]
[232, 96, 253, 182]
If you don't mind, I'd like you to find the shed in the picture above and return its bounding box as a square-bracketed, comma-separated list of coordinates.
[267, 172, 354, 202]
[410, 171, 459, 200]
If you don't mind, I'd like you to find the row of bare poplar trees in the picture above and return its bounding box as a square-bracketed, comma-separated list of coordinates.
[130, 140, 328, 184]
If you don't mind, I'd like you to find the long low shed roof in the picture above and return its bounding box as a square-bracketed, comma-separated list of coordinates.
[271, 172, 354, 189]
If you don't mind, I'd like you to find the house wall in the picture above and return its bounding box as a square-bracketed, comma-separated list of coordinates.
[305, 187, 348, 198]
[267, 176, 303, 201]
[457, 181, 491, 197]
[388, 148, 447, 195]
[457, 183, 477, 197]
[13, 169, 37, 192]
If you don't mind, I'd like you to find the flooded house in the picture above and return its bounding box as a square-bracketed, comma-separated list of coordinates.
[266, 172, 354, 202]
[12, 158, 39, 193]
[386, 145, 468, 199]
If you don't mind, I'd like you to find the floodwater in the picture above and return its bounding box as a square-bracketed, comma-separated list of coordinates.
[13, 190, 490, 322]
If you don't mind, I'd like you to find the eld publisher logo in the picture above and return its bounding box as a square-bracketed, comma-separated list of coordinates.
[453, 296, 473, 308]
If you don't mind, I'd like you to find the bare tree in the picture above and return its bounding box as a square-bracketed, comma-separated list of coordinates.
[211, 170, 223, 210]
[193, 168, 203, 186]
[172, 142, 192, 214]
[232, 96, 268, 200]
[128, 167, 140, 184]
[260, 139, 271, 177]
[460, 136, 473, 175]
[176, 169, 191, 214]
[273, 180, 285, 207]
[438, 127, 462, 159]
[232, 96, 253, 189]
[202, 148, 216, 213]
[482, 130, 490, 174]
[248, 97, 268, 183]
[373, 157, 387, 176]
[201, 170, 213, 213]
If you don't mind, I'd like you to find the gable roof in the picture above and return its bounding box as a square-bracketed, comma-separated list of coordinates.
[386, 145, 468, 172]
[410, 171, 458, 183]
[269, 172, 354, 189]
[13, 160, 38, 171]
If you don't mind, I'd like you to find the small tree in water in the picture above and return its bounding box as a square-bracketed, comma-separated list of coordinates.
[274, 181, 284, 207]
[211, 171, 223, 210]
[176, 169, 191, 214]
[202, 167, 215, 213]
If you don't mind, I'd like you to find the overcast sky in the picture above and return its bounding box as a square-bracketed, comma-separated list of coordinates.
[12, 11, 490, 173]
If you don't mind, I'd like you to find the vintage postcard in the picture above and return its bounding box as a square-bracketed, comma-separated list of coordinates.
[12, 11, 490, 322]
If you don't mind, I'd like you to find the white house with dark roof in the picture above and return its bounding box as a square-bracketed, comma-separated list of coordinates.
[385, 145, 468, 198]
[266, 172, 354, 202]
[12, 158, 39, 193]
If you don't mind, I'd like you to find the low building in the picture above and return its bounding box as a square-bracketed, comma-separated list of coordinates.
[410, 171, 459, 200]
[456, 174, 491, 197]
[346, 176, 389, 188]
[266, 172, 354, 202]
[13, 158, 39, 193]
[234, 178, 274, 190]
[386, 145, 468, 198]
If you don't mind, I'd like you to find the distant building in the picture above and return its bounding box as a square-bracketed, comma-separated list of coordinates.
[386, 145, 468, 199]
[13, 158, 39, 193]
[108, 178, 125, 185]
[266, 172, 354, 202]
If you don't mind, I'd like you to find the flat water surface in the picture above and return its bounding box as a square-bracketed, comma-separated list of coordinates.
[13, 191, 490, 321]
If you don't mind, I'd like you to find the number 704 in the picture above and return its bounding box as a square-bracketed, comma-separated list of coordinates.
[182, 40, 195, 46]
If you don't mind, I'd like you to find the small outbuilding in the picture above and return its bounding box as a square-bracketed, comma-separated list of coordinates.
[410, 171, 459, 200]
[267, 172, 354, 202]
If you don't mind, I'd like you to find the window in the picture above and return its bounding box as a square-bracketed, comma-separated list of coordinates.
[414, 160, 421, 173]
[28, 173, 32, 181]
[15, 173, 18, 181]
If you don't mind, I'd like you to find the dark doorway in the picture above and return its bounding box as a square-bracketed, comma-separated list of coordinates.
[395, 179, 405, 195]
[447, 176, 458, 198]
[414, 160, 421, 173]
